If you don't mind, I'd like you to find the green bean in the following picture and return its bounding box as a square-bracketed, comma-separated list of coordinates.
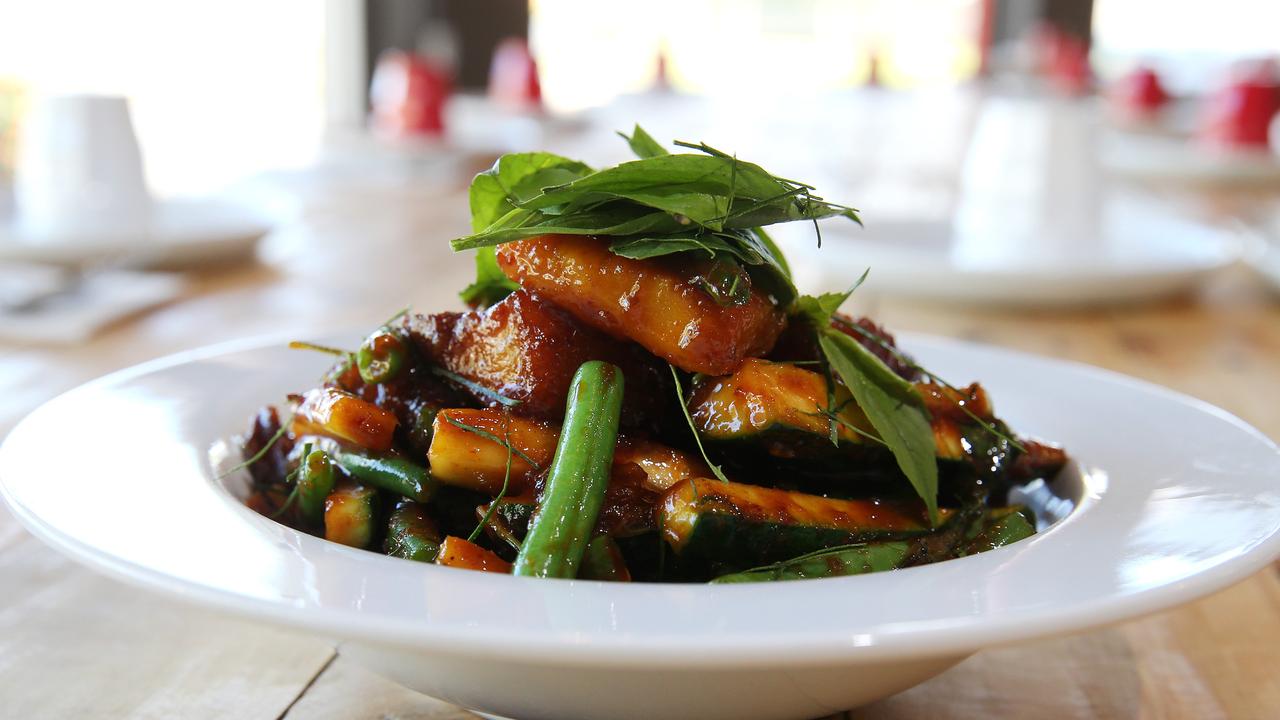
[710, 541, 912, 583]
[356, 327, 407, 385]
[333, 450, 436, 503]
[512, 361, 624, 578]
[962, 507, 1035, 556]
[385, 502, 443, 562]
[297, 448, 336, 526]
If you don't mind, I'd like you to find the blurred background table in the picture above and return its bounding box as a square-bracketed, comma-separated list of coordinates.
[1, 168, 1278, 718]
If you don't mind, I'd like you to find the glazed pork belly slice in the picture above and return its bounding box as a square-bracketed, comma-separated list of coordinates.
[403, 289, 673, 430]
[494, 234, 787, 376]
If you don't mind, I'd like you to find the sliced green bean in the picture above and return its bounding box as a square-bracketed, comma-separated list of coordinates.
[297, 448, 336, 526]
[512, 361, 625, 578]
[334, 450, 436, 503]
[385, 502, 443, 562]
[962, 508, 1035, 555]
[710, 541, 911, 583]
[356, 327, 407, 385]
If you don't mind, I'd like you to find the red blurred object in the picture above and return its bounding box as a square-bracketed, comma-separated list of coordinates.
[1048, 35, 1090, 95]
[1112, 65, 1170, 119]
[488, 37, 542, 110]
[370, 49, 452, 138]
[1200, 63, 1280, 149]
[654, 46, 671, 92]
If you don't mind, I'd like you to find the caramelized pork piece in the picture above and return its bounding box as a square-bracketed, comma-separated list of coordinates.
[404, 289, 672, 430]
[495, 234, 787, 376]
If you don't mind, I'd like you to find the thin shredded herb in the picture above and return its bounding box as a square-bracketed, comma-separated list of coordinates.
[442, 413, 542, 470]
[795, 274, 939, 524]
[669, 364, 729, 483]
[382, 307, 410, 326]
[268, 442, 310, 520]
[468, 419, 515, 543]
[288, 341, 351, 358]
[220, 412, 293, 479]
[808, 405, 889, 447]
[431, 366, 522, 407]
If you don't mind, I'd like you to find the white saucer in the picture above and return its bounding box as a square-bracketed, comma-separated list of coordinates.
[784, 196, 1242, 307]
[0, 198, 269, 269]
[1103, 131, 1280, 187]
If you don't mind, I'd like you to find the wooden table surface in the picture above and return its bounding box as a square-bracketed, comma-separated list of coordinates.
[1, 177, 1278, 720]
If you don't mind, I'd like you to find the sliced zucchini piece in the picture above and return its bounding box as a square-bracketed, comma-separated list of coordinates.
[291, 387, 399, 452]
[689, 359, 1023, 488]
[428, 408, 708, 495]
[427, 409, 559, 494]
[324, 483, 380, 549]
[662, 478, 950, 570]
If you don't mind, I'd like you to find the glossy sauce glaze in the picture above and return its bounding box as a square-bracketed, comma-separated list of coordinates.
[405, 289, 672, 430]
[495, 234, 787, 376]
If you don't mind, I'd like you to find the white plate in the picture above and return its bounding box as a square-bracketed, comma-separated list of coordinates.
[784, 199, 1241, 307]
[0, 198, 269, 269]
[2, 333, 1278, 720]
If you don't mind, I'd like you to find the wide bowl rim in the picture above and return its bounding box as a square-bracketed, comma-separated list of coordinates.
[2, 330, 1278, 667]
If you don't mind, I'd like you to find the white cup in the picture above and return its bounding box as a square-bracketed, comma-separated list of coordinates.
[14, 94, 153, 241]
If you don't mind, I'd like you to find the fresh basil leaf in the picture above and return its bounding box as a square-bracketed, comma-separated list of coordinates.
[619, 124, 670, 159]
[524, 155, 807, 223]
[608, 230, 795, 305]
[453, 205, 685, 250]
[752, 227, 790, 279]
[794, 269, 870, 327]
[818, 331, 938, 524]
[452, 131, 857, 311]
[469, 152, 593, 232]
[608, 236, 725, 260]
[459, 246, 519, 307]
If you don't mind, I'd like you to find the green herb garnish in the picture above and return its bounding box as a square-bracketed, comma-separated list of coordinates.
[796, 275, 940, 525]
[220, 412, 293, 479]
[832, 317, 1027, 453]
[430, 366, 522, 407]
[669, 364, 729, 483]
[468, 422, 515, 543]
[452, 125, 859, 308]
[442, 414, 542, 470]
[287, 341, 351, 358]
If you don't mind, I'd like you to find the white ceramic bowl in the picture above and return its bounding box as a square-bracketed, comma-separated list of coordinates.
[2, 333, 1278, 720]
